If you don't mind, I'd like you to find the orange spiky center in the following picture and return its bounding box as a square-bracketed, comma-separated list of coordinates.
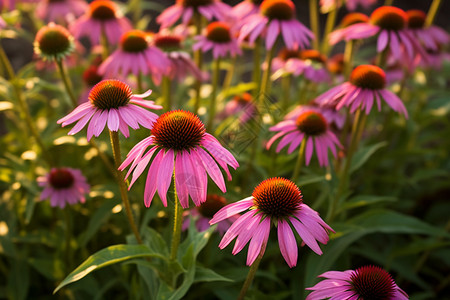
[120, 30, 148, 53]
[252, 177, 302, 218]
[300, 49, 327, 64]
[350, 266, 396, 300]
[206, 22, 232, 43]
[407, 10, 426, 29]
[198, 195, 227, 218]
[49, 169, 74, 189]
[154, 35, 182, 51]
[278, 48, 302, 61]
[350, 65, 386, 90]
[261, 0, 295, 21]
[89, 0, 117, 20]
[234, 92, 253, 104]
[370, 6, 407, 31]
[327, 53, 344, 74]
[151, 110, 206, 151]
[340, 12, 369, 28]
[89, 79, 132, 109]
[296, 111, 327, 136]
[35, 24, 72, 56]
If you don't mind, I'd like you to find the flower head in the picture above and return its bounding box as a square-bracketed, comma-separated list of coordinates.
[306, 265, 409, 300]
[98, 30, 170, 85]
[119, 110, 239, 208]
[154, 33, 205, 82]
[157, 0, 231, 29]
[38, 168, 90, 208]
[239, 0, 314, 50]
[70, 0, 132, 46]
[183, 194, 237, 234]
[406, 9, 449, 52]
[210, 177, 333, 267]
[315, 65, 408, 117]
[218, 93, 257, 124]
[267, 111, 341, 166]
[57, 79, 161, 141]
[34, 23, 75, 61]
[329, 12, 369, 45]
[193, 21, 242, 58]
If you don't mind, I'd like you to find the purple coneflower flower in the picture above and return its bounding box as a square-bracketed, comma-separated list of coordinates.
[306, 265, 409, 300]
[329, 12, 370, 46]
[285, 104, 345, 130]
[271, 48, 330, 83]
[36, 0, 87, 23]
[218, 93, 257, 124]
[119, 110, 239, 208]
[210, 177, 333, 267]
[98, 30, 170, 85]
[38, 168, 90, 208]
[267, 111, 341, 167]
[57, 79, 161, 141]
[239, 0, 314, 50]
[70, 0, 132, 46]
[157, 0, 231, 29]
[193, 21, 242, 58]
[406, 10, 449, 52]
[34, 23, 75, 61]
[153, 33, 205, 82]
[79, 63, 103, 103]
[315, 64, 409, 117]
[331, 6, 426, 62]
[183, 194, 237, 234]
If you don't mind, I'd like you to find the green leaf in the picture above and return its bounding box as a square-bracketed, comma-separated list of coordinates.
[350, 141, 387, 173]
[338, 195, 397, 213]
[54, 244, 164, 294]
[193, 266, 233, 283]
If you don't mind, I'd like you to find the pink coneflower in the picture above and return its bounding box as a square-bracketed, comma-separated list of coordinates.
[193, 21, 242, 58]
[210, 177, 333, 267]
[183, 194, 237, 234]
[315, 64, 409, 117]
[306, 265, 409, 300]
[57, 79, 161, 141]
[239, 0, 314, 50]
[98, 30, 170, 85]
[218, 93, 257, 124]
[331, 6, 426, 62]
[285, 104, 345, 130]
[0, 0, 14, 11]
[118, 110, 239, 208]
[37, 168, 90, 208]
[267, 111, 341, 167]
[157, 0, 232, 29]
[329, 12, 370, 45]
[272, 48, 330, 83]
[34, 23, 75, 61]
[153, 34, 205, 82]
[70, 0, 132, 46]
[36, 0, 88, 23]
[406, 10, 449, 52]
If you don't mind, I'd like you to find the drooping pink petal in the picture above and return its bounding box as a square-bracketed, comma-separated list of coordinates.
[156, 149, 174, 207]
[246, 216, 271, 266]
[210, 197, 254, 224]
[277, 219, 298, 268]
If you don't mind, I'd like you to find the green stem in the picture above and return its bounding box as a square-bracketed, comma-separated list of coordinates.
[100, 25, 110, 60]
[252, 38, 262, 98]
[207, 57, 221, 132]
[55, 59, 77, 107]
[238, 250, 264, 300]
[222, 55, 236, 91]
[384, 0, 394, 5]
[321, 7, 338, 55]
[109, 130, 143, 244]
[170, 178, 183, 261]
[291, 139, 306, 182]
[63, 207, 73, 271]
[162, 75, 172, 111]
[137, 71, 143, 93]
[281, 75, 292, 111]
[193, 13, 204, 113]
[309, 0, 320, 50]
[425, 0, 442, 27]
[257, 46, 275, 106]
[328, 109, 367, 222]
[343, 40, 355, 79]
[376, 47, 389, 69]
[0, 44, 54, 166]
